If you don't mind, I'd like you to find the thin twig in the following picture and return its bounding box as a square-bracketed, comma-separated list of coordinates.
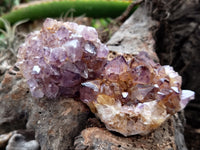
[116, 0, 144, 23]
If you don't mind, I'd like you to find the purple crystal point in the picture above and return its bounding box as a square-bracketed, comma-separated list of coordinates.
[16, 18, 108, 98]
[104, 56, 128, 75]
[180, 90, 195, 109]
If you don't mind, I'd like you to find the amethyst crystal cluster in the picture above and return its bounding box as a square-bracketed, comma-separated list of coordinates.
[17, 18, 108, 98]
[81, 52, 194, 136]
[17, 18, 194, 136]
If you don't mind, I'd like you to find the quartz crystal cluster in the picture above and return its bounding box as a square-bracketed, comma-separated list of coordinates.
[16, 18, 108, 98]
[17, 18, 195, 136]
[80, 52, 195, 136]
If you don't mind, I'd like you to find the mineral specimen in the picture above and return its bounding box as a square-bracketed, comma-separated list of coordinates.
[80, 52, 195, 136]
[16, 18, 108, 98]
[17, 18, 195, 136]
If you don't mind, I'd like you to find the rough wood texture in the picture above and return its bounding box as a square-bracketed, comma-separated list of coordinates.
[146, 1, 200, 149]
[107, 6, 159, 62]
[148, 0, 200, 96]
[75, 113, 186, 150]
[0, 68, 90, 149]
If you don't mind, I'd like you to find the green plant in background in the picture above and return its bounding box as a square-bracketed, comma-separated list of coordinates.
[0, 0, 133, 28]
[91, 18, 112, 29]
[91, 18, 113, 40]
[0, 0, 20, 15]
[0, 18, 27, 57]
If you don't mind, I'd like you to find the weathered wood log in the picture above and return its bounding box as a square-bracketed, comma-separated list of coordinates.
[146, 1, 200, 149]
[0, 67, 90, 149]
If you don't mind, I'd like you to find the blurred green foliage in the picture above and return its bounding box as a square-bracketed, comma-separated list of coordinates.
[91, 18, 112, 29]
[0, 18, 27, 56]
[0, 0, 21, 15]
